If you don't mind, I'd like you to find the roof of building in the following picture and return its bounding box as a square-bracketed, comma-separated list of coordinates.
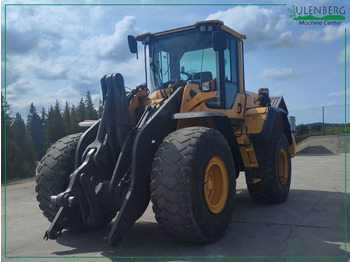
[270, 96, 288, 113]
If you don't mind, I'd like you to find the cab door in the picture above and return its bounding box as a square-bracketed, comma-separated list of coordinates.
[223, 35, 246, 120]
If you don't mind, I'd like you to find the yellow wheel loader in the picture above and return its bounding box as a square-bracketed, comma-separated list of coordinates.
[35, 20, 296, 246]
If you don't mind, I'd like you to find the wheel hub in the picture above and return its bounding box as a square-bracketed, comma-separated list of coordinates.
[204, 156, 229, 214]
[278, 148, 289, 185]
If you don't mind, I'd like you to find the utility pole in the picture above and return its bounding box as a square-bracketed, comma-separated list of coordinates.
[322, 106, 325, 135]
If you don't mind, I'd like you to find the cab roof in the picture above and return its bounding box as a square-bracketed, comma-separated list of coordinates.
[136, 20, 246, 42]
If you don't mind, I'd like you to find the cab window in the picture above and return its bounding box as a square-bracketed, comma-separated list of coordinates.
[224, 37, 239, 109]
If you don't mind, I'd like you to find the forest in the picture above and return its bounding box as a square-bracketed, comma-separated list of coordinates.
[1, 92, 102, 182]
[2, 91, 348, 183]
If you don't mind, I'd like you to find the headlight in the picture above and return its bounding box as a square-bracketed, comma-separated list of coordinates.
[202, 81, 210, 91]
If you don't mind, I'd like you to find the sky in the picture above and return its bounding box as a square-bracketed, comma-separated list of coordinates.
[1, 0, 349, 125]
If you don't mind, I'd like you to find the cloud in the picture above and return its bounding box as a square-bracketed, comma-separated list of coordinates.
[321, 22, 349, 43]
[260, 68, 296, 81]
[6, 6, 87, 57]
[338, 44, 350, 63]
[298, 30, 321, 45]
[7, 54, 71, 83]
[5, 6, 144, 97]
[273, 31, 296, 48]
[206, 6, 286, 50]
[4, 6, 146, 118]
[273, 22, 350, 48]
[208, 7, 347, 51]
[89, 6, 104, 23]
[54, 87, 81, 104]
[325, 101, 337, 106]
[272, 90, 284, 97]
[328, 88, 350, 97]
[6, 28, 40, 54]
[35, 56, 76, 81]
[80, 15, 140, 61]
[273, 30, 322, 48]
[6, 78, 37, 101]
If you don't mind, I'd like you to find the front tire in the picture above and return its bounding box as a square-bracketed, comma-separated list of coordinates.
[150, 127, 236, 243]
[35, 133, 82, 225]
[35, 133, 114, 231]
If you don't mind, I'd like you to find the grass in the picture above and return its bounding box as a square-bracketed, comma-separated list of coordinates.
[295, 127, 349, 143]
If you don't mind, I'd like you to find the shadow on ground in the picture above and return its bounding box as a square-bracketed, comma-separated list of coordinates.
[53, 189, 349, 260]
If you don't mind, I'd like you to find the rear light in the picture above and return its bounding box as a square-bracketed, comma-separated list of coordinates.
[209, 80, 216, 91]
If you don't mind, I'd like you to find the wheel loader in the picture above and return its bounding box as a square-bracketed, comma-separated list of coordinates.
[35, 20, 296, 246]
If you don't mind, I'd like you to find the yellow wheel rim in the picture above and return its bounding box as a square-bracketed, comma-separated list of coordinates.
[204, 156, 229, 214]
[278, 148, 289, 185]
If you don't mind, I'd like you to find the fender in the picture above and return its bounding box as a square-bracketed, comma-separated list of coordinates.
[172, 111, 243, 174]
[259, 107, 293, 145]
[239, 107, 295, 169]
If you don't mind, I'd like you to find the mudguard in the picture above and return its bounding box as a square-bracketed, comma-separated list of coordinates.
[255, 107, 293, 145]
[172, 111, 242, 173]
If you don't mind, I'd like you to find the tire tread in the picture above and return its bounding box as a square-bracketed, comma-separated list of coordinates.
[247, 129, 291, 203]
[151, 127, 235, 243]
[35, 133, 81, 222]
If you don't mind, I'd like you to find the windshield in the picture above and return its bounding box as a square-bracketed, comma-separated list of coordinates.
[149, 29, 218, 93]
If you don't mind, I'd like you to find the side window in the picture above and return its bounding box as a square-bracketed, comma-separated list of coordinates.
[182, 48, 222, 109]
[224, 47, 232, 82]
[224, 37, 239, 109]
[180, 48, 217, 81]
[160, 51, 171, 82]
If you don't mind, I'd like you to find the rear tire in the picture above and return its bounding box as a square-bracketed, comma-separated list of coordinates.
[150, 127, 236, 243]
[246, 129, 291, 203]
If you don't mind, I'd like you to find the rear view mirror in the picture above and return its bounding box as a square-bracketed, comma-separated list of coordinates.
[128, 35, 138, 59]
[212, 31, 227, 51]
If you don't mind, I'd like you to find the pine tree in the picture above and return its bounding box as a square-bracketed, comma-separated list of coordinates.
[70, 98, 85, 133]
[44, 101, 65, 146]
[41, 107, 47, 125]
[6, 138, 21, 180]
[62, 101, 71, 135]
[98, 99, 104, 118]
[1, 97, 22, 181]
[12, 112, 26, 148]
[44, 106, 54, 148]
[22, 131, 37, 178]
[1, 94, 11, 182]
[27, 103, 44, 159]
[1, 95, 4, 182]
[1, 94, 11, 127]
[85, 91, 98, 120]
[8, 112, 37, 180]
[53, 101, 65, 141]
[70, 104, 79, 133]
[77, 98, 86, 122]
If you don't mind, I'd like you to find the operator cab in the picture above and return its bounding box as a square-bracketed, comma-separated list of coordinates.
[129, 20, 247, 120]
